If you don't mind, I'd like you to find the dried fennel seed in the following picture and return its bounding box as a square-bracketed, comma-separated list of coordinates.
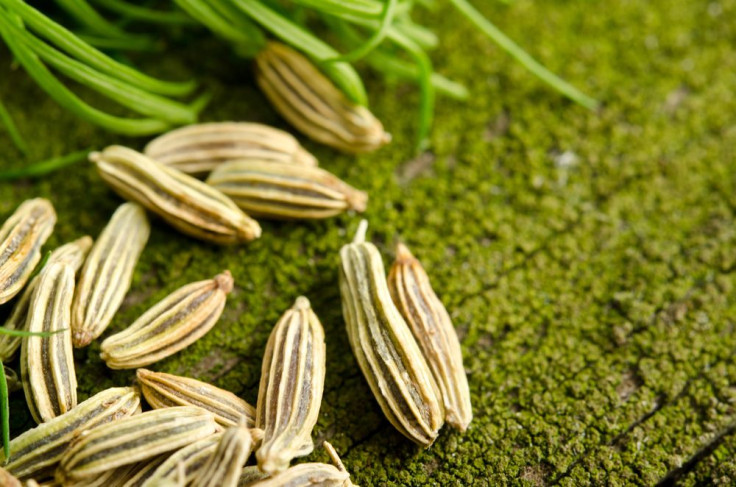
[206, 160, 368, 220]
[2, 387, 140, 480]
[236, 466, 268, 486]
[256, 296, 326, 474]
[255, 42, 390, 154]
[137, 368, 255, 428]
[249, 442, 355, 487]
[141, 434, 221, 487]
[144, 122, 318, 175]
[191, 424, 252, 487]
[56, 407, 218, 485]
[0, 198, 56, 305]
[0, 236, 92, 362]
[21, 263, 78, 423]
[338, 221, 444, 447]
[0, 467, 22, 487]
[388, 243, 473, 431]
[72, 454, 167, 487]
[91, 146, 261, 244]
[72, 203, 150, 348]
[100, 271, 233, 369]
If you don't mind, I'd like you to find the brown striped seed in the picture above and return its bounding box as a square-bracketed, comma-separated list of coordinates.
[236, 466, 268, 486]
[91, 146, 261, 244]
[254, 42, 390, 154]
[56, 407, 218, 485]
[388, 243, 472, 431]
[338, 221, 444, 447]
[144, 122, 318, 175]
[206, 160, 368, 220]
[0, 198, 56, 305]
[137, 368, 255, 428]
[2, 387, 140, 480]
[21, 263, 77, 423]
[100, 271, 233, 369]
[256, 296, 325, 474]
[141, 434, 221, 487]
[191, 425, 252, 487]
[72, 455, 167, 487]
[0, 466, 22, 487]
[72, 203, 149, 348]
[248, 442, 355, 487]
[0, 236, 92, 362]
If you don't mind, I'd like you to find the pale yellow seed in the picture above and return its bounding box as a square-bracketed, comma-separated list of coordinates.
[191, 425, 252, 487]
[254, 42, 390, 154]
[100, 271, 233, 369]
[255, 296, 326, 474]
[72, 203, 149, 348]
[56, 407, 218, 485]
[249, 442, 355, 487]
[0, 236, 92, 362]
[71, 455, 168, 487]
[137, 368, 255, 427]
[388, 243, 472, 431]
[91, 145, 261, 244]
[338, 221, 444, 447]
[141, 434, 221, 487]
[206, 160, 367, 220]
[144, 122, 317, 175]
[21, 263, 77, 423]
[0, 198, 56, 305]
[2, 387, 141, 480]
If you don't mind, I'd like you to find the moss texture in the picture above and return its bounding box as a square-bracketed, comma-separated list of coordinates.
[2, 0, 736, 484]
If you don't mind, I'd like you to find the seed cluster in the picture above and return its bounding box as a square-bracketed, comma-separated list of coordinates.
[1, 118, 470, 484]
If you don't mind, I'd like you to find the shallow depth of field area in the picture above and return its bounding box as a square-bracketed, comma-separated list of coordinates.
[1, 0, 736, 485]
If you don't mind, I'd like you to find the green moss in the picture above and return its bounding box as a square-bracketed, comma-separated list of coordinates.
[2, 0, 736, 484]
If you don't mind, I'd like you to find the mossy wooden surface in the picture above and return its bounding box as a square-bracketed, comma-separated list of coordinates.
[2, 0, 736, 485]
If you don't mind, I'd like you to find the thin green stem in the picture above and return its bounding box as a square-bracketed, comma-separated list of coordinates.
[1, 17, 197, 124]
[90, 0, 197, 25]
[325, 0, 398, 63]
[0, 149, 91, 181]
[0, 364, 7, 462]
[0, 97, 28, 155]
[54, 0, 129, 38]
[331, 19, 467, 99]
[173, 0, 265, 51]
[0, 0, 197, 97]
[288, 0, 383, 17]
[369, 49, 468, 99]
[27, 250, 51, 282]
[0, 16, 171, 135]
[390, 31, 434, 152]
[448, 0, 598, 109]
[393, 20, 438, 50]
[76, 33, 159, 51]
[228, 0, 368, 105]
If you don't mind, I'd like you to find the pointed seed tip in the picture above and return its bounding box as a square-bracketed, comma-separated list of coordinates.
[215, 271, 234, 293]
[395, 242, 415, 261]
[294, 296, 310, 309]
